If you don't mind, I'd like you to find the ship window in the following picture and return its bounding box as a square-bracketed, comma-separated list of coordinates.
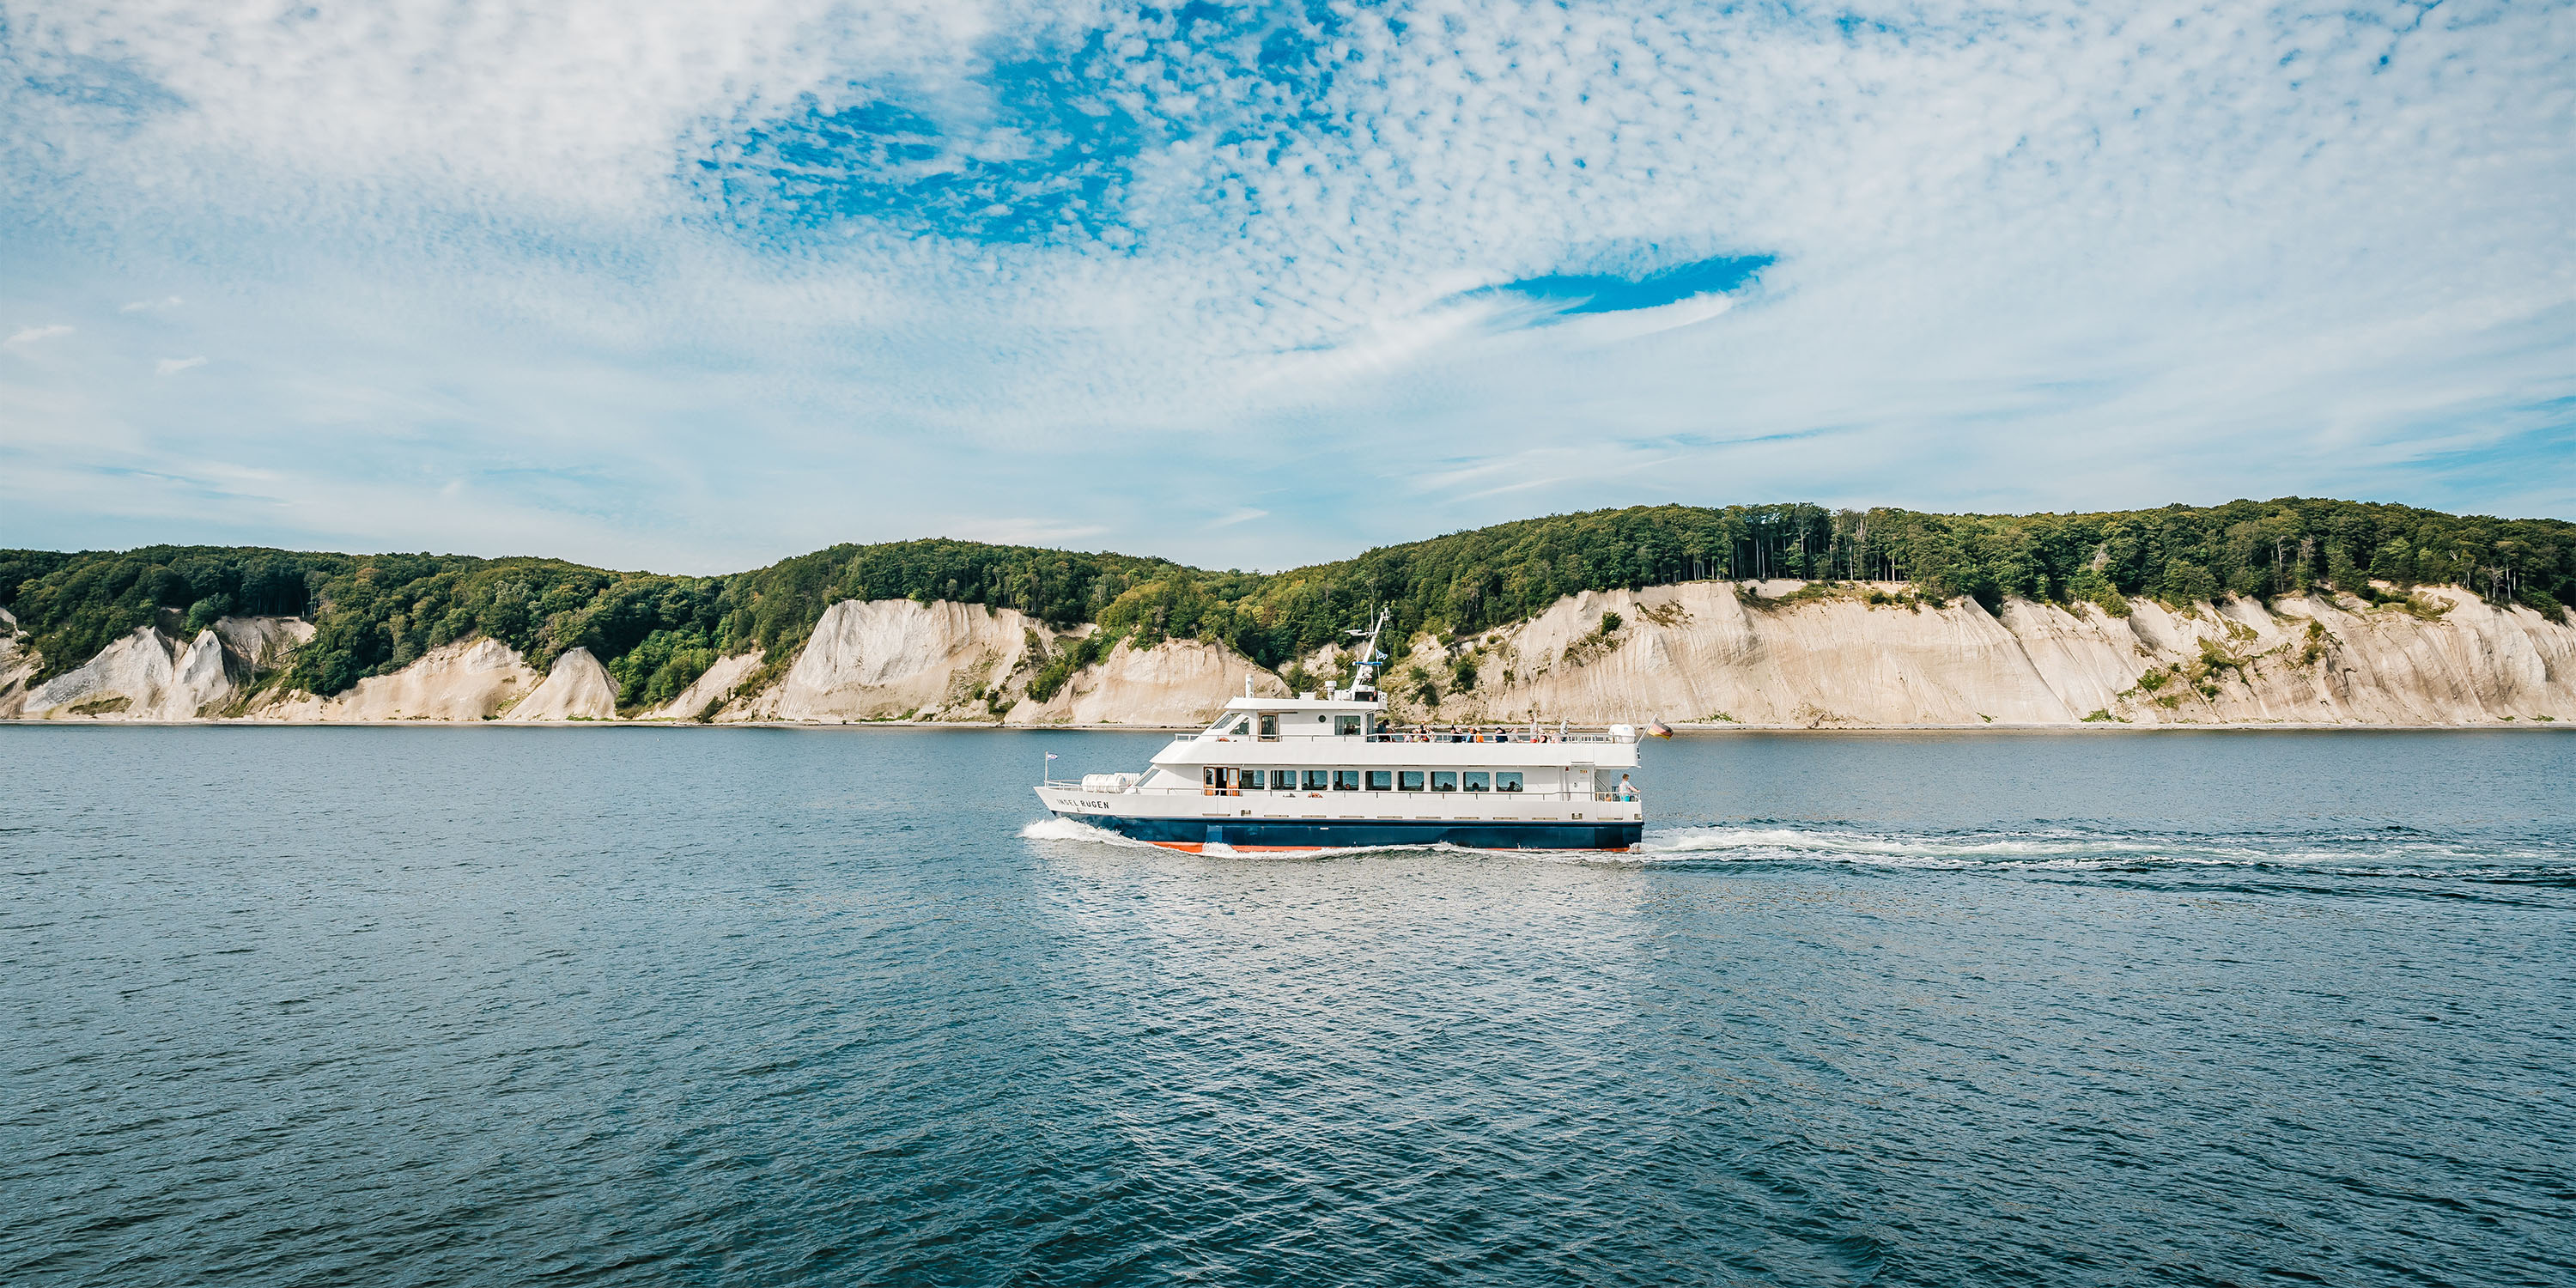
[1399, 770, 1424, 792]
[1495, 771, 1523, 793]
[1239, 769, 1264, 790]
[1270, 769, 1298, 790]
[1259, 714, 1278, 738]
[1431, 771, 1457, 792]
[1366, 769, 1393, 791]
[1303, 769, 1330, 790]
[1334, 715, 1363, 737]
[1333, 770, 1360, 791]
[1463, 771, 1491, 793]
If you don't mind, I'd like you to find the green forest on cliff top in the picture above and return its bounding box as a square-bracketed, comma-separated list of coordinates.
[4, 498, 2569, 711]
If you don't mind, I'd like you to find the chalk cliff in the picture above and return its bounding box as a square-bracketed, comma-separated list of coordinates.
[0, 623, 33, 713]
[215, 616, 317, 671]
[250, 637, 538, 721]
[1, 617, 314, 720]
[1005, 637, 1291, 726]
[1394, 582, 2573, 727]
[5, 587, 2567, 727]
[505, 647, 617, 721]
[638, 650, 763, 721]
[741, 598, 1058, 723]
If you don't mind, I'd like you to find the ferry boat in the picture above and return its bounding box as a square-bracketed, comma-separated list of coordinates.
[1034, 611, 1656, 852]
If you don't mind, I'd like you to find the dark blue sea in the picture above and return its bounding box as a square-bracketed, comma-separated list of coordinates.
[5, 726, 2573, 1286]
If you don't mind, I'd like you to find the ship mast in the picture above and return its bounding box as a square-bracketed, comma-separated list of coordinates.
[1336, 605, 1393, 702]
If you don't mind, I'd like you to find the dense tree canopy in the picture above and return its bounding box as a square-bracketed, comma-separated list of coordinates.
[0, 538, 1194, 704]
[1121, 499, 2571, 667]
[5, 499, 2567, 708]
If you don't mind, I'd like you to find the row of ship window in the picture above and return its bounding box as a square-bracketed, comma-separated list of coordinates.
[1205, 768, 1525, 793]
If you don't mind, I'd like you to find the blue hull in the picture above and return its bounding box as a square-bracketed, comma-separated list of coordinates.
[1068, 814, 1642, 852]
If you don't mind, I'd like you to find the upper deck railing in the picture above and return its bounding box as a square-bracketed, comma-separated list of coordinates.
[1367, 730, 1627, 744]
[1043, 782, 1641, 804]
[1167, 727, 1631, 745]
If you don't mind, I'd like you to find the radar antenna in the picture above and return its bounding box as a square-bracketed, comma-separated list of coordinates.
[1338, 605, 1394, 700]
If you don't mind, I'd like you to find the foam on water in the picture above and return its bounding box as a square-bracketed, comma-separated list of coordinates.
[1024, 814, 1481, 860]
[1632, 820, 2576, 885]
[1019, 815, 1158, 848]
[1026, 813, 2575, 879]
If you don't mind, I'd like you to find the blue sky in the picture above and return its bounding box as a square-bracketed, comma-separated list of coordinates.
[3, 0, 2570, 574]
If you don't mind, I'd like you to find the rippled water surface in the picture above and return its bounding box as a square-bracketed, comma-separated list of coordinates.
[6, 726, 2573, 1286]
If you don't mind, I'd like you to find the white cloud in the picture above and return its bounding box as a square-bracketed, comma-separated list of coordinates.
[937, 516, 1111, 547]
[0, 0, 2567, 570]
[6, 325, 74, 348]
[120, 295, 183, 312]
[155, 355, 206, 374]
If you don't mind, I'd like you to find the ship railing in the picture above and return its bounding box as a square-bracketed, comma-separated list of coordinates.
[1165, 731, 1634, 745]
[1058, 785, 1640, 803]
[1367, 731, 1625, 744]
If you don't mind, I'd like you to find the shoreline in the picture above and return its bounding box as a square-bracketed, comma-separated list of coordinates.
[3, 719, 2565, 733]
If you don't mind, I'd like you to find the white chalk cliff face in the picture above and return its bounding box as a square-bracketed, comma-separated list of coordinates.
[215, 616, 316, 670]
[0, 616, 316, 720]
[0, 607, 45, 714]
[5, 587, 2570, 726]
[1395, 582, 2576, 727]
[505, 647, 618, 721]
[1005, 637, 1289, 726]
[639, 649, 762, 720]
[750, 598, 1058, 723]
[7, 626, 221, 720]
[250, 637, 538, 721]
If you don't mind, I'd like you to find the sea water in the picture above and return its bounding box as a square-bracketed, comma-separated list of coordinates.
[3, 726, 2571, 1286]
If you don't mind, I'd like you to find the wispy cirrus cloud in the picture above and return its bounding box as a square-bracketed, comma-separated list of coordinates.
[1, 0, 2567, 573]
[7, 324, 74, 348]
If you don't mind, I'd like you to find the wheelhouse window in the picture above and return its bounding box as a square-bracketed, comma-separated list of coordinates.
[1303, 769, 1330, 791]
[1365, 769, 1393, 791]
[1258, 714, 1279, 738]
[1495, 772, 1523, 793]
[1334, 715, 1364, 737]
[1398, 771, 1424, 792]
[1270, 769, 1298, 790]
[1463, 771, 1491, 793]
[1333, 770, 1361, 791]
[1431, 771, 1457, 793]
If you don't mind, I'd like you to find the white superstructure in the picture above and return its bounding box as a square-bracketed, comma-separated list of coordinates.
[1036, 610, 1651, 852]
